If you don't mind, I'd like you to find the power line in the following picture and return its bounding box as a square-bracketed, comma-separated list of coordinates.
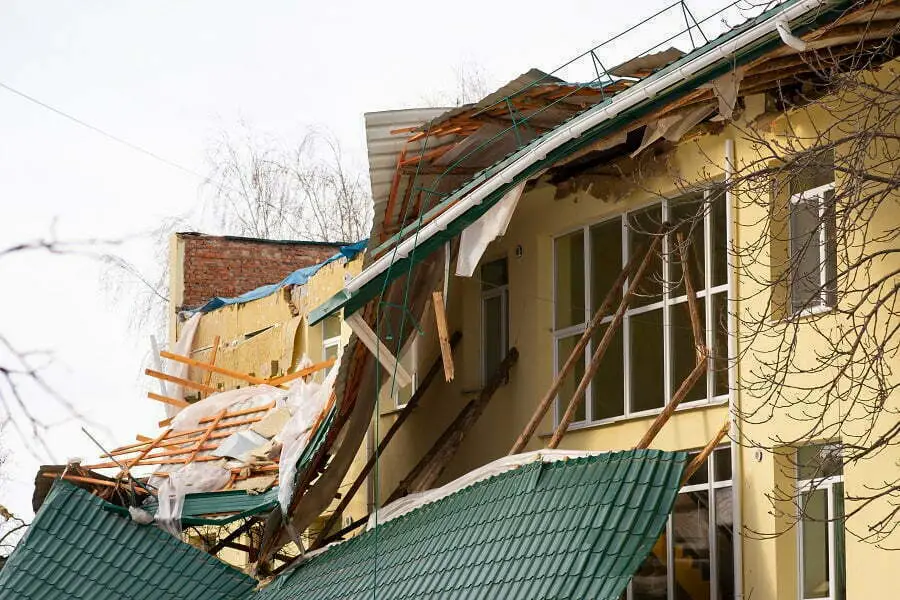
[0, 80, 209, 182]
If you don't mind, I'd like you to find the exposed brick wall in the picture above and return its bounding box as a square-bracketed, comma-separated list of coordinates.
[177, 233, 346, 310]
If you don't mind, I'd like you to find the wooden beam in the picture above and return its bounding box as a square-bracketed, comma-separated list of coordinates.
[681, 421, 730, 485]
[311, 332, 462, 549]
[676, 231, 704, 361]
[118, 428, 171, 481]
[147, 392, 189, 409]
[203, 335, 220, 388]
[266, 358, 336, 386]
[510, 239, 652, 455]
[144, 368, 216, 394]
[41, 473, 124, 489]
[548, 231, 665, 449]
[345, 313, 412, 388]
[160, 350, 273, 387]
[431, 292, 454, 381]
[387, 347, 518, 503]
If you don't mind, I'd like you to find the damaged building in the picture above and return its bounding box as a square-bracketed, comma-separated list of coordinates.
[3, 1, 900, 599]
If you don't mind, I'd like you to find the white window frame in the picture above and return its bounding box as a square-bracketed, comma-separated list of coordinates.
[552, 189, 730, 428]
[797, 448, 845, 600]
[789, 182, 836, 317]
[481, 259, 509, 385]
[626, 446, 734, 600]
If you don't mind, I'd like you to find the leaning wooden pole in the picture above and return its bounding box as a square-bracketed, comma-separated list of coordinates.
[311, 332, 462, 549]
[681, 420, 730, 484]
[548, 233, 664, 449]
[635, 234, 708, 450]
[387, 347, 519, 504]
[508, 243, 648, 455]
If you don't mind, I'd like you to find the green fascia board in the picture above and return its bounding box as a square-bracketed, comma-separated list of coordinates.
[315, 0, 851, 322]
[0, 481, 256, 600]
[254, 449, 688, 600]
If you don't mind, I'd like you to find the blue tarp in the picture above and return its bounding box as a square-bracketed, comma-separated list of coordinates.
[190, 240, 367, 313]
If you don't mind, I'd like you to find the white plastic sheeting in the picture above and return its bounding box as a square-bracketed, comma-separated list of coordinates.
[368, 449, 603, 529]
[169, 384, 287, 432]
[455, 181, 526, 277]
[155, 461, 232, 536]
[277, 364, 339, 515]
[164, 313, 202, 418]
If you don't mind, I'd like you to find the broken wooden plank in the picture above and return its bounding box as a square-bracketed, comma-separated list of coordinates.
[144, 368, 216, 394]
[312, 331, 462, 549]
[147, 392, 190, 409]
[431, 291, 454, 381]
[160, 350, 274, 387]
[266, 358, 336, 386]
[345, 313, 412, 388]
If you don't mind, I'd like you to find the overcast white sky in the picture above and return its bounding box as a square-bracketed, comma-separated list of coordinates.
[0, 0, 739, 518]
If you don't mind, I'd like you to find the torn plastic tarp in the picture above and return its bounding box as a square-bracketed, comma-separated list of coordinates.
[368, 449, 601, 528]
[277, 364, 338, 514]
[155, 460, 233, 536]
[455, 182, 525, 277]
[164, 312, 202, 418]
[190, 240, 367, 313]
[169, 384, 288, 432]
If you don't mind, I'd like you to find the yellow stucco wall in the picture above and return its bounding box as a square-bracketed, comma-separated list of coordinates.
[369, 60, 900, 600]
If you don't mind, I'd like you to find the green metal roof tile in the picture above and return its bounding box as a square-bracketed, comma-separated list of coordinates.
[0, 481, 256, 600]
[255, 449, 687, 600]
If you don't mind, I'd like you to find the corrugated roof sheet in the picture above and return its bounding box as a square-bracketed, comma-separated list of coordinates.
[0, 481, 256, 600]
[256, 449, 688, 600]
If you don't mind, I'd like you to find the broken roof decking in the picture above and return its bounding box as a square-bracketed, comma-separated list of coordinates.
[257, 450, 688, 600]
[311, 0, 870, 325]
[0, 482, 256, 600]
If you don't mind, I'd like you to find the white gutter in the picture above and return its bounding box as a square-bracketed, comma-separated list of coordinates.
[348, 0, 826, 295]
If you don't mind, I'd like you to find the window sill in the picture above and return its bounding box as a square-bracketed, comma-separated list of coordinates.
[379, 405, 407, 418]
[770, 303, 836, 325]
[537, 396, 729, 438]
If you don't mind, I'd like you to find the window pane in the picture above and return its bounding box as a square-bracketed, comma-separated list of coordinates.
[630, 309, 665, 412]
[628, 206, 664, 307]
[670, 297, 707, 404]
[715, 487, 735, 600]
[790, 196, 825, 313]
[710, 190, 728, 288]
[591, 219, 623, 311]
[798, 444, 843, 480]
[632, 533, 669, 600]
[711, 292, 729, 398]
[481, 257, 508, 291]
[591, 323, 624, 420]
[790, 151, 834, 196]
[823, 188, 838, 307]
[670, 195, 705, 298]
[555, 231, 586, 329]
[323, 314, 342, 340]
[801, 489, 830, 599]
[834, 482, 846, 600]
[672, 490, 711, 600]
[714, 447, 732, 482]
[684, 451, 709, 486]
[557, 334, 587, 423]
[483, 294, 504, 379]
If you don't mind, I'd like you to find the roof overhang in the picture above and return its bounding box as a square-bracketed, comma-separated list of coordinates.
[310, 0, 852, 325]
